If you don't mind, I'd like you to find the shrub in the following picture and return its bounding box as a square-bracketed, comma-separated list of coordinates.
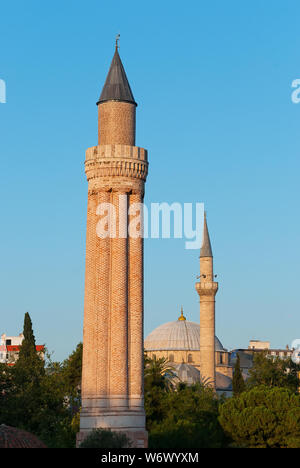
[79, 428, 132, 448]
[219, 386, 300, 448]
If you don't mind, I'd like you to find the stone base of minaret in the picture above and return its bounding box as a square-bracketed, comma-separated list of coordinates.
[76, 408, 148, 448]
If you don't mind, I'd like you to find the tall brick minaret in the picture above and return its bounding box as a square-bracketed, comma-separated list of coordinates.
[195, 213, 218, 389]
[77, 42, 149, 448]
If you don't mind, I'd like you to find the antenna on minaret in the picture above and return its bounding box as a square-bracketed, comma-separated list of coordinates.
[116, 34, 120, 50]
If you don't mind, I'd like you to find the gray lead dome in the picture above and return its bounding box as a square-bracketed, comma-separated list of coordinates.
[145, 320, 224, 352]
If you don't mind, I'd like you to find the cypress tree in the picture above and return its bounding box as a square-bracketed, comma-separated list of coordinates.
[232, 354, 245, 396]
[16, 312, 43, 373]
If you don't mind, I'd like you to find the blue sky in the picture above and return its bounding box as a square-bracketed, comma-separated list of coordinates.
[1, 0, 300, 361]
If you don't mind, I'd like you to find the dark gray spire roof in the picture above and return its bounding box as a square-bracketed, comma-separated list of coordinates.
[200, 212, 213, 258]
[97, 47, 137, 106]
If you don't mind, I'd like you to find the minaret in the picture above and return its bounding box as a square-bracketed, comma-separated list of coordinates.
[77, 41, 149, 448]
[195, 212, 218, 389]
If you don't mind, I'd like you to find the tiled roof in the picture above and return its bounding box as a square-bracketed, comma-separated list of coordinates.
[6, 346, 19, 352]
[6, 345, 44, 352]
[0, 424, 47, 448]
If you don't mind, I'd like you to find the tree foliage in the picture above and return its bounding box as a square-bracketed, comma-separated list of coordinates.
[148, 383, 226, 448]
[219, 386, 300, 448]
[0, 314, 80, 448]
[247, 352, 300, 392]
[144, 355, 178, 391]
[17, 313, 41, 366]
[144, 356, 227, 448]
[3, 326, 300, 449]
[61, 342, 82, 391]
[79, 428, 131, 448]
[232, 354, 245, 396]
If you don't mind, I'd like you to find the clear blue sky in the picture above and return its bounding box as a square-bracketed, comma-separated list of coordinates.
[1, 0, 300, 361]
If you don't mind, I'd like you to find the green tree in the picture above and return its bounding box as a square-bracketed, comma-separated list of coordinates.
[219, 386, 300, 448]
[144, 356, 178, 391]
[0, 363, 14, 422]
[144, 355, 178, 434]
[41, 344, 83, 447]
[145, 385, 167, 431]
[144, 355, 227, 448]
[232, 354, 245, 396]
[16, 312, 44, 374]
[248, 352, 299, 392]
[0, 314, 76, 448]
[8, 313, 46, 432]
[79, 428, 131, 448]
[61, 342, 82, 391]
[148, 383, 226, 448]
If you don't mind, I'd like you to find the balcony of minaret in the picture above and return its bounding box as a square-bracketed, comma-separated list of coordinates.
[85, 144, 148, 193]
[195, 281, 218, 296]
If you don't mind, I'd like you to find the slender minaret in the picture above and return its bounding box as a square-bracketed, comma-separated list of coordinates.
[195, 212, 218, 389]
[77, 41, 149, 448]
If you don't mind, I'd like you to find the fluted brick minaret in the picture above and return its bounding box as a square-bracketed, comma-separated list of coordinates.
[195, 213, 218, 389]
[77, 43, 149, 448]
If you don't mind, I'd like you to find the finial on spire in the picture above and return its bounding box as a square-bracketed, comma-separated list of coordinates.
[178, 306, 186, 321]
[115, 34, 120, 50]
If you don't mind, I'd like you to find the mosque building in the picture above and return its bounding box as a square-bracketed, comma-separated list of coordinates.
[144, 309, 233, 394]
[144, 208, 294, 394]
[145, 214, 234, 395]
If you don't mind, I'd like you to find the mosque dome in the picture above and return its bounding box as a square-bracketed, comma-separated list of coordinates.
[172, 363, 200, 385]
[145, 310, 225, 352]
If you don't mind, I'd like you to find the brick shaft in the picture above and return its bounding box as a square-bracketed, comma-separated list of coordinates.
[129, 192, 144, 410]
[110, 190, 129, 408]
[98, 101, 136, 146]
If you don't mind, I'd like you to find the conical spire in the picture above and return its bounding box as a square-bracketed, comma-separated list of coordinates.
[200, 212, 213, 258]
[97, 43, 137, 106]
